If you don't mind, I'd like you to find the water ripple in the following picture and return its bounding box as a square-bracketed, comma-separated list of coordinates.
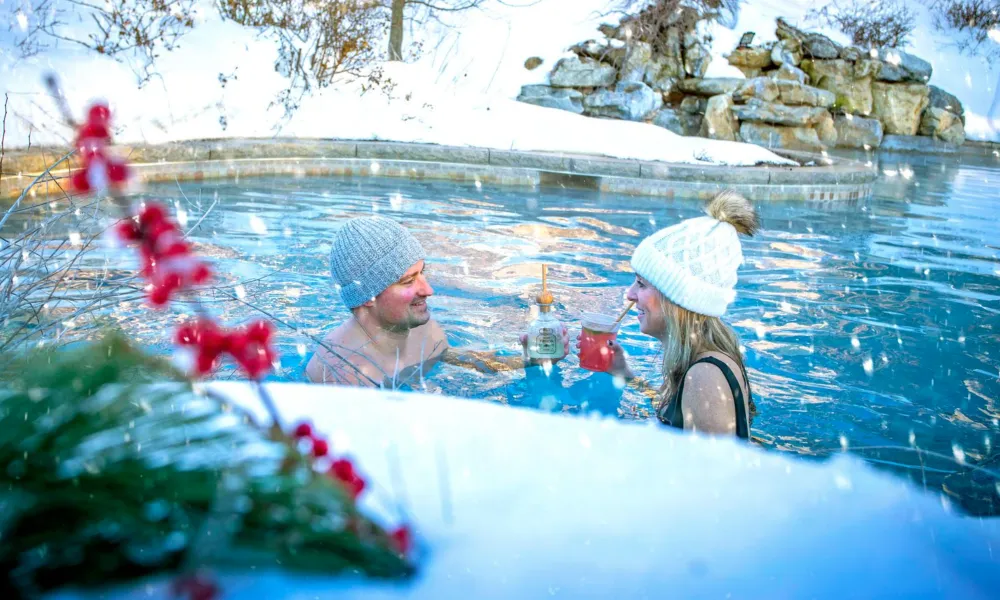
[6, 155, 1000, 515]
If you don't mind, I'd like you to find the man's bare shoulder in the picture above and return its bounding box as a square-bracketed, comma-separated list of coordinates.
[320, 319, 366, 349]
[416, 318, 450, 354]
[306, 320, 379, 385]
[423, 318, 448, 341]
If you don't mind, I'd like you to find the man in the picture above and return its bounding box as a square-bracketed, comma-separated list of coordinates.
[306, 215, 567, 387]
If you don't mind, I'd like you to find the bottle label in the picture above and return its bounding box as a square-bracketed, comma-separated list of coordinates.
[534, 328, 558, 355]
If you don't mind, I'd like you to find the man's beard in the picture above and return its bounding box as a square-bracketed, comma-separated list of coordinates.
[407, 306, 431, 328]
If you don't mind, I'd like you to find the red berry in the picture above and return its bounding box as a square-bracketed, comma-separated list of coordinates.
[107, 160, 128, 184]
[149, 283, 171, 307]
[175, 325, 196, 345]
[115, 220, 141, 242]
[195, 351, 217, 376]
[330, 458, 354, 480]
[170, 573, 220, 600]
[246, 320, 273, 341]
[390, 525, 412, 556]
[139, 203, 166, 226]
[311, 437, 329, 457]
[77, 122, 110, 144]
[329, 459, 365, 500]
[70, 169, 91, 194]
[87, 103, 111, 126]
[293, 422, 312, 438]
[192, 263, 212, 284]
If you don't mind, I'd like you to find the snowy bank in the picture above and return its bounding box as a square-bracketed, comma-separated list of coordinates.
[0, 1, 779, 167]
[281, 63, 795, 167]
[2, 51, 793, 167]
[56, 381, 1000, 599]
[3, 0, 999, 176]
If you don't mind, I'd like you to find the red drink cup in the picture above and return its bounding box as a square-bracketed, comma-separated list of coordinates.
[579, 313, 621, 372]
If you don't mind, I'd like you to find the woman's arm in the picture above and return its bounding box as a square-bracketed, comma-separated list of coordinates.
[584, 337, 661, 400]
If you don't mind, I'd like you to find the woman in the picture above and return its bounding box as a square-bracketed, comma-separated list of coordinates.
[605, 190, 758, 438]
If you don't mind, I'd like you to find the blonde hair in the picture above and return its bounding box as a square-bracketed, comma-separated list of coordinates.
[653, 297, 757, 422]
[653, 189, 760, 422]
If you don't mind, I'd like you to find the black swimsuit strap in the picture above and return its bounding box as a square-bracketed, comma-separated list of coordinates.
[665, 357, 750, 439]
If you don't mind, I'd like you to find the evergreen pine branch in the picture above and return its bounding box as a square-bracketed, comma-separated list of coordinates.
[0, 330, 412, 597]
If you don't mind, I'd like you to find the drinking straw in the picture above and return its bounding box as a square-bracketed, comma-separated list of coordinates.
[614, 301, 636, 324]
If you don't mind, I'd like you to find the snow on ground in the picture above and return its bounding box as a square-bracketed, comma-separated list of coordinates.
[0, 1, 790, 167]
[2, 0, 999, 171]
[281, 62, 794, 167]
[54, 381, 1000, 599]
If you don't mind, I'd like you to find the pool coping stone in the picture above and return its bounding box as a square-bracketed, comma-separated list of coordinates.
[1, 138, 876, 203]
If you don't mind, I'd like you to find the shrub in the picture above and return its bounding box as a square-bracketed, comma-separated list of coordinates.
[613, 0, 743, 53]
[808, 0, 916, 49]
[926, 0, 1000, 57]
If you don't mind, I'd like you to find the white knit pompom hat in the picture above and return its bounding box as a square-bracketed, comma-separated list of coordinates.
[630, 191, 757, 317]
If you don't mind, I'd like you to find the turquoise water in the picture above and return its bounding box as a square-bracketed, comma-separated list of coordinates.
[11, 153, 1000, 515]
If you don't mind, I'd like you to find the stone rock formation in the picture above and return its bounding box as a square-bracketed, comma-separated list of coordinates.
[549, 56, 617, 88]
[516, 16, 965, 151]
[583, 81, 663, 121]
[834, 114, 884, 149]
[700, 94, 740, 141]
[517, 85, 584, 114]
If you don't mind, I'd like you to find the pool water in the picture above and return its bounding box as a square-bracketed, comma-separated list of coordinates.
[11, 152, 1000, 515]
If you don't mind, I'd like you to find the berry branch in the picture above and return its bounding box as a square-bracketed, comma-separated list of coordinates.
[36, 73, 416, 597]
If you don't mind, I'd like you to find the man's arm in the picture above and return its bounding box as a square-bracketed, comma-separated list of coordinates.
[442, 323, 571, 374]
[441, 348, 528, 373]
[624, 374, 662, 400]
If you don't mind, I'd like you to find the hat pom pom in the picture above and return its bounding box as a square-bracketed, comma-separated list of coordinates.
[706, 190, 760, 237]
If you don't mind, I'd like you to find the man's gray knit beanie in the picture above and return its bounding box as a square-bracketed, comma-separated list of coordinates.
[330, 216, 426, 309]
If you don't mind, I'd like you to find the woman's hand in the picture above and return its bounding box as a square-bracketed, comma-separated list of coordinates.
[573, 332, 634, 379]
[606, 339, 634, 380]
[519, 324, 570, 366]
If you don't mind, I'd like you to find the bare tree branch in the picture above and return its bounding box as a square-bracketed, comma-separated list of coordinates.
[6, 0, 198, 86]
[807, 0, 915, 49]
[402, 0, 483, 12]
[0, 151, 75, 232]
[385, 0, 532, 65]
[1, 93, 7, 181]
[218, 0, 388, 115]
[926, 0, 1000, 60]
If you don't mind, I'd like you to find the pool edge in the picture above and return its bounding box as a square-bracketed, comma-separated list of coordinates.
[0, 138, 876, 203]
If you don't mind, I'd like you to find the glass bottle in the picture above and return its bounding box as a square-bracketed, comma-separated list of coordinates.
[527, 264, 565, 361]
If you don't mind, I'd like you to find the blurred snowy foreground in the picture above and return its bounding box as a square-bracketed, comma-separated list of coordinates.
[55, 381, 1000, 600]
